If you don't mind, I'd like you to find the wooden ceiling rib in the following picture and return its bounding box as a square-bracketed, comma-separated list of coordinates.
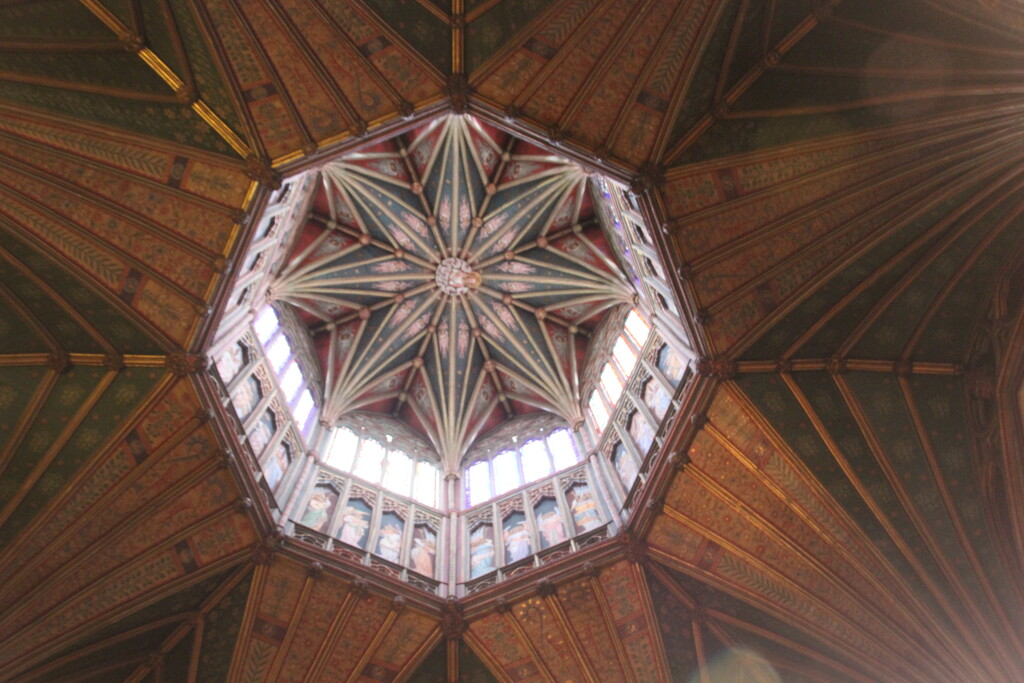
[0, 0, 1021, 680]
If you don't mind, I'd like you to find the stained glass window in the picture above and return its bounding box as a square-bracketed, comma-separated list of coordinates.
[586, 308, 652, 436]
[279, 362, 303, 402]
[520, 439, 552, 481]
[324, 426, 441, 507]
[254, 306, 279, 344]
[464, 428, 581, 507]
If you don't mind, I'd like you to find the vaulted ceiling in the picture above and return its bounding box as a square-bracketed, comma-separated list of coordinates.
[0, 1, 1022, 681]
[274, 115, 631, 468]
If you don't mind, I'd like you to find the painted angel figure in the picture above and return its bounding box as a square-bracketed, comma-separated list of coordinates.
[300, 491, 332, 533]
[538, 509, 567, 546]
[411, 535, 436, 576]
[340, 506, 369, 547]
[571, 488, 601, 532]
[376, 523, 402, 562]
[504, 522, 531, 562]
[470, 534, 495, 577]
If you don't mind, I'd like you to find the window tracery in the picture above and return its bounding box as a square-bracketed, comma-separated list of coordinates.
[324, 425, 440, 508]
[463, 426, 581, 507]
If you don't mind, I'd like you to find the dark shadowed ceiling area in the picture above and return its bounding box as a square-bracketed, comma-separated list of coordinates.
[0, 0, 1022, 681]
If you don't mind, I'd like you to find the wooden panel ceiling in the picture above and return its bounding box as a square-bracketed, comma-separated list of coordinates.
[0, 0, 1022, 681]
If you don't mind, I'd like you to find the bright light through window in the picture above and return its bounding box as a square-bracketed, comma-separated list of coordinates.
[383, 450, 413, 497]
[280, 362, 303, 402]
[492, 450, 521, 495]
[624, 310, 650, 347]
[588, 392, 609, 432]
[467, 461, 492, 507]
[548, 429, 578, 470]
[266, 334, 292, 373]
[600, 365, 623, 404]
[325, 427, 441, 507]
[254, 306, 280, 344]
[612, 336, 638, 376]
[464, 427, 582, 506]
[354, 439, 385, 482]
[414, 461, 439, 508]
[294, 389, 315, 430]
[326, 427, 358, 471]
[520, 439, 552, 481]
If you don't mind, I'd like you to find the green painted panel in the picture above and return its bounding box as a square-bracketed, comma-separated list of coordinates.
[164, 0, 247, 139]
[664, 0, 747, 161]
[0, 367, 50, 451]
[1, 367, 165, 544]
[907, 374, 1022, 630]
[0, 82, 235, 156]
[647, 570, 698, 681]
[367, 1, 450, 73]
[406, 640, 500, 683]
[842, 372, 987, 603]
[0, 366, 109, 546]
[33, 663, 139, 683]
[675, 94, 1015, 166]
[851, 191, 1019, 361]
[406, 642, 447, 683]
[0, 273, 49, 354]
[839, 0, 1023, 52]
[27, 626, 173, 682]
[718, 0, 771, 99]
[196, 569, 253, 682]
[0, 0, 110, 41]
[0, 50, 170, 96]
[913, 213, 1024, 361]
[98, 0, 135, 28]
[743, 181, 978, 360]
[466, 0, 551, 74]
[139, 1, 190, 85]
[459, 639, 500, 682]
[163, 632, 195, 681]
[734, 372, 935, 601]
[0, 255, 103, 354]
[0, 228, 164, 354]
[656, 566, 865, 678]
[30, 568, 239, 682]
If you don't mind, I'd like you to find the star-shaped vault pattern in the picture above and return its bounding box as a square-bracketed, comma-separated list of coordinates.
[270, 115, 634, 470]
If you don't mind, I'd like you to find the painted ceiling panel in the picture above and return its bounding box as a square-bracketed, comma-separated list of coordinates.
[0, 366, 118, 548]
[0, 378, 216, 597]
[0, 271, 53, 354]
[279, 115, 630, 467]
[407, 640, 499, 683]
[0, 108, 250, 351]
[0, 0, 238, 156]
[191, 0, 445, 161]
[465, 610, 546, 682]
[0, 367, 168, 551]
[0, 373, 257, 681]
[647, 564, 869, 682]
[227, 557, 442, 682]
[665, 105, 1024, 356]
[724, 368, 1024, 680]
[472, 0, 725, 165]
[13, 566, 245, 681]
[362, 0, 451, 74]
[0, 483, 255, 679]
[0, 0, 1022, 680]
[667, 0, 1024, 166]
